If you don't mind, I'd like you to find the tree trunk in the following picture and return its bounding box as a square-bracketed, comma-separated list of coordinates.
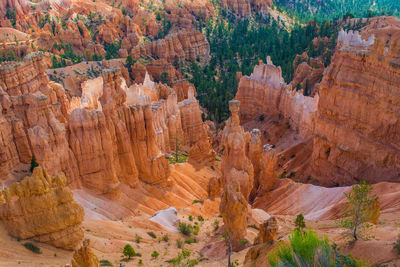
[353, 225, 358, 240]
[227, 236, 232, 267]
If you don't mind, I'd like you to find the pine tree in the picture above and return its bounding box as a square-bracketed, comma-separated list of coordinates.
[123, 244, 136, 259]
[30, 157, 39, 172]
[339, 181, 380, 240]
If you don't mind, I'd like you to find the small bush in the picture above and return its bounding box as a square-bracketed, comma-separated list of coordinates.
[193, 225, 200, 235]
[100, 259, 113, 266]
[138, 259, 143, 265]
[151, 250, 160, 259]
[184, 237, 198, 244]
[135, 234, 142, 243]
[147, 231, 156, 239]
[162, 234, 169, 242]
[189, 215, 193, 221]
[213, 220, 220, 231]
[394, 234, 400, 255]
[240, 239, 248, 245]
[23, 242, 41, 254]
[294, 214, 306, 232]
[176, 239, 184, 249]
[123, 244, 136, 259]
[192, 200, 200, 204]
[197, 216, 204, 222]
[178, 222, 193, 236]
[30, 157, 39, 172]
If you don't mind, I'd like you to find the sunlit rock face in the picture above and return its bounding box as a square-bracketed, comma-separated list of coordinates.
[311, 30, 400, 186]
[0, 168, 84, 250]
[0, 52, 214, 195]
[221, 100, 254, 200]
[0, 52, 80, 186]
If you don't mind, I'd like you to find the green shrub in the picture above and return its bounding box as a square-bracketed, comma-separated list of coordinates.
[213, 220, 220, 231]
[197, 216, 204, 221]
[100, 259, 113, 266]
[162, 234, 169, 242]
[135, 234, 142, 243]
[151, 250, 160, 259]
[192, 200, 200, 204]
[30, 157, 39, 172]
[138, 259, 143, 265]
[193, 225, 200, 235]
[176, 239, 184, 249]
[295, 214, 306, 232]
[188, 215, 193, 221]
[178, 222, 193, 236]
[184, 237, 198, 244]
[240, 239, 248, 245]
[23, 242, 41, 254]
[147, 231, 156, 239]
[122, 244, 136, 259]
[395, 234, 400, 255]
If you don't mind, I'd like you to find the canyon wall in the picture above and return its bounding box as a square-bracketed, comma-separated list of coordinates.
[311, 30, 400, 186]
[235, 57, 319, 138]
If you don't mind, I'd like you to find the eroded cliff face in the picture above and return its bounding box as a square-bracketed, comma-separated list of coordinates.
[235, 57, 319, 138]
[219, 100, 253, 251]
[0, 52, 79, 185]
[0, 52, 214, 194]
[221, 100, 254, 200]
[311, 30, 400, 186]
[221, 0, 272, 17]
[0, 167, 84, 250]
[130, 30, 210, 63]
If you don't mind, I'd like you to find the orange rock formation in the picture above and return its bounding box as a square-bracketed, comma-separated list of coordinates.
[71, 239, 100, 267]
[311, 30, 400, 186]
[130, 30, 210, 62]
[0, 167, 84, 250]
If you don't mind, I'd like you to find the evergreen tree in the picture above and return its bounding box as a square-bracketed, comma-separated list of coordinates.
[123, 244, 136, 259]
[339, 181, 380, 240]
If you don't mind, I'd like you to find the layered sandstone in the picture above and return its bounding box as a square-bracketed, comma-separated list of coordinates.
[180, 87, 215, 163]
[219, 100, 254, 251]
[311, 30, 400, 186]
[221, 0, 272, 17]
[291, 52, 324, 96]
[0, 52, 80, 185]
[221, 100, 254, 200]
[0, 52, 213, 196]
[219, 181, 248, 251]
[0, 167, 84, 250]
[235, 58, 285, 122]
[130, 30, 210, 62]
[236, 57, 319, 138]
